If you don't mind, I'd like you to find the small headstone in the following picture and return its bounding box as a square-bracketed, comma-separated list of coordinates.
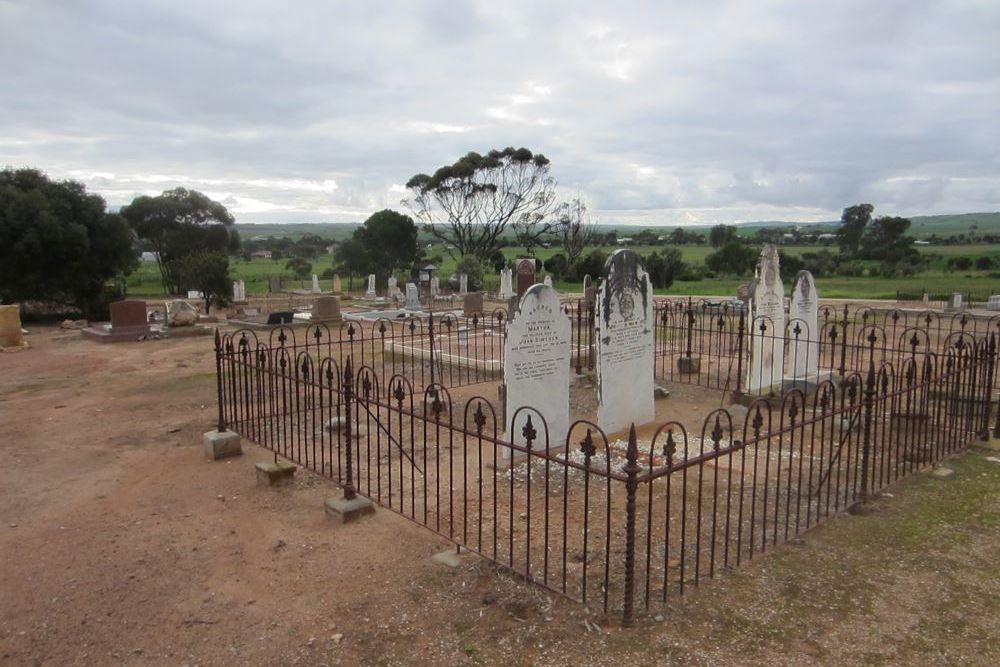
[387, 276, 398, 299]
[332, 274, 342, 293]
[312, 296, 342, 323]
[989, 295, 1000, 311]
[365, 274, 376, 298]
[405, 283, 421, 310]
[430, 276, 440, 298]
[596, 250, 655, 433]
[947, 293, 963, 310]
[504, 284, 571, 454]
[0, 304, 25, 348]
[266, 311, 294, 325]
[463, 292, 484, 317]
[268, 276, 282, 293]
[459, 273, 468, 295]
[515, 258, 535, 297]
[311, 274, 321, 293]
[747, 245, 785, 393]
[789, 270, 819, 381]
[499, 267, 515, 299]
[584, 286, 598, 307]
[543, 275, 553, 287]
[187, 290, 203, 299]
[583, 274, 591, 290]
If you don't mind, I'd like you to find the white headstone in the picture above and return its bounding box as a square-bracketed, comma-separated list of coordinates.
[388, 275, 398, 298]
[988, 295, 1000, 311]
[789, 270, 819, 381]
[366, 274, 376, 297]
[405, 283, 421, 310]
[747, 245, 785, 393]
[543, 275, 553, 287]
[187, 290, 203, 299]
[311, 274, 321, 293]
[232, 280, 245, 303]
[504, 284, 571, 454]
[430, 277, 440, 298]
[459, 273, 468, 294]
[596, 249, 655, 433]
[499, 268, 515, 299]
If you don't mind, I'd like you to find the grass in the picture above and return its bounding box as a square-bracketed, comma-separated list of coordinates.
[124, 243, 1000, 300]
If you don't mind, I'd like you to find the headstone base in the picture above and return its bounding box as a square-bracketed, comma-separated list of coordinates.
[203, 429, 242, 460]
[325, 495, 375, 523]
[81, 324, 152, 344]
[255, 461, 297, 486]
[677, 357, 701, 375]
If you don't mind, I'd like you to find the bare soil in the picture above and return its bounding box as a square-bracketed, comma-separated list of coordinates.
[1, 326, 999, 666]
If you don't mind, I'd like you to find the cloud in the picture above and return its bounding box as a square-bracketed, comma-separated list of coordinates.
[1, 0, 998, 225]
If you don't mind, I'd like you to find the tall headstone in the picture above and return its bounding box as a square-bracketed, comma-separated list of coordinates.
[312, 296, 342, 323]
[430, 276, 440, 298]
[516, 258, 535, 297]
[463, 291, 484, 316]
[311, 274, 321, 293]
[332, 274, 342, 293]
[459, 273, 468, 295]
[747, 245, 785, 393]
[268, 276, 282, 293]
[405, 283, 421, 310]
[387, 276, 398, 301]
[504, 284, 570, 454]
[789, 270, 819, 381]
[366, 274, 376, 298]
[232, 280, 246, 303]
[499, 268, 515, 299]
[0, 304, 25, 348]
[596, 249, 655, 433]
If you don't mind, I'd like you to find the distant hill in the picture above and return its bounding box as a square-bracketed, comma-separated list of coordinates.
[236, 212, 1000, 242]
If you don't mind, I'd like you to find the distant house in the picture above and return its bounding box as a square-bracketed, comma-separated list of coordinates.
[914, 239, 931, 246]
[252, 250, 273, 259]
[618, 237, 633, 245]
[817, 233, 838, 242]
[140, 251, 159, 262]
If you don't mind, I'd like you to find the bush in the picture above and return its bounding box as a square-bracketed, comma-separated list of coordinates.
[705, 242, 758, 276]
[975, 256, 995, 271]
[568, 249, 608, 282]
[543, 253, 569, 279]
[645, 249, 686, 289]
[836, 261, 865, 277]
[947, 256, 973, 272]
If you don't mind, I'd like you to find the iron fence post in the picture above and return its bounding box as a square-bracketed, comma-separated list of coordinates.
[214, 328, 226, 432]
[733, 309, 745, 403]
[622, 424, 640, 626]
[343, 357, 356, 500]
[860, 332, 877, 501]
[576, 299, 582, 375]
[685, 297, 694, 359]
[839, 304, 849, 378]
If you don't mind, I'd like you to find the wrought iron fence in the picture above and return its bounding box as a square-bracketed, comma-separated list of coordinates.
[215, 323, 997, 625]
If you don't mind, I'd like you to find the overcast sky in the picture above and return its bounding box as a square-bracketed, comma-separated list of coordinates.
[2, 0, 998, 226]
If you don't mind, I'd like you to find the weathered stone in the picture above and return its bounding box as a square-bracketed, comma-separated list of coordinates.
[404, 283, 420, 310]
[596, 249, 654, 433]
[515, 258, 535, 297]
[463, 292, 484, 316]
[203, 429, 242, 460]
[255, 461, 297, 486]
[312, 296, 341, 323]
[677, 356, 701, 375]
[930, 466, 954, 479]
[504, 283, 570, 453]
[166, 299, 199, 327]
[365, 274, 376, 298]
[430, 549, 467, 568]
[789, 270, 819, 381]
[325, 495, 375, 523]
[653, 385, 670, 399]
[499, 267, 515, 299]
[0, 305, 25, 348]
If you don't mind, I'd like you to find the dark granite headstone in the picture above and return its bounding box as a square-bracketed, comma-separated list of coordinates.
[463, 291, 484, 317]
[312, 296, 341, 323]
[266, 311, 294, 325]
[516, 258, 535, 298]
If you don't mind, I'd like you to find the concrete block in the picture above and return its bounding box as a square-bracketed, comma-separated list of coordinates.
[203, 429, 241, 461]
[325, 494, 375, 523]
[430, 548, 468, 569]
[255, 461, 296, 486]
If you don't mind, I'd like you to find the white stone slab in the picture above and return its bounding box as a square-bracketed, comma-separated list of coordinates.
[504, 284, 570, 454]
[596, 249, 655, 433]
[747, 245, 785, 393]
[789, 270, 819, 380]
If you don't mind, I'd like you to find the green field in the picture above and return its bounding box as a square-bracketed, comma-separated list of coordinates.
[125, 242, 1000, 301]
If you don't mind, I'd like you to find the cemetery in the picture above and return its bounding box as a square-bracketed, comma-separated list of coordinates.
[212, 246, 999, 624]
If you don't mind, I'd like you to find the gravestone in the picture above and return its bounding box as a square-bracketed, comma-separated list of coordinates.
[947, 293, 963, 311]
[332, 274, 342, 293]
[311, 274, 321, 293]
[166, 299, 198, 327]
[583, 272, 597, 307]
[516, 258, 535, 297]
[312, 296, 342, 323]
[499, 268, 515, 299]
[789, 270, 819, 381]
[0, 305, 25, 348]
[747, 245, 785, 393]
[543, 275, 553, 287]
[84, 299, 151, 343]
[387, 275, 397, 297]
[596, 250, 655, 433]
[365, 274, 376, 298]
[430, 277, 440, 298]
[266, 311, 294, 325]
[268, 276, 282, 293]
[989, 295, 1000, 311]
[504, 284, 570, 454]
[463, 291, 484, 317]
[187, 290, 203, 299]
[405, 283, 421, 310]
[459, 273, 468, 295]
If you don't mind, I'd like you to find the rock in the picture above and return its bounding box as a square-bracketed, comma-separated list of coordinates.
[166, 299, 199, 327]
[931, 466, 954, 479]
[654, 385, 670, 399]
[60, 319, 88, 330]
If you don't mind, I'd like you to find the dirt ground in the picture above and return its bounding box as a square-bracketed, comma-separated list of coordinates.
[2, 326, 999, 666]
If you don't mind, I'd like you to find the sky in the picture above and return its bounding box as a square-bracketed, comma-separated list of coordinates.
[1, 0, 998, 226]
